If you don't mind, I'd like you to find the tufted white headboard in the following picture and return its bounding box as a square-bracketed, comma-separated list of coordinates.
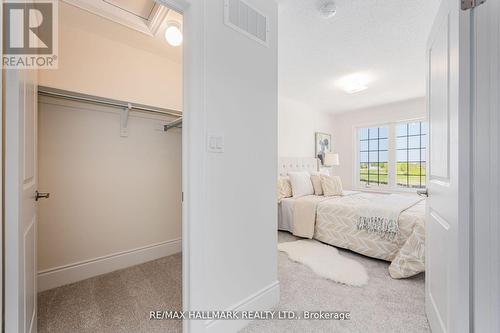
[278, 157, 319, 177]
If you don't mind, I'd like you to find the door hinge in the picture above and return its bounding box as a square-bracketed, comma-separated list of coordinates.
[461, 0, 486, 10]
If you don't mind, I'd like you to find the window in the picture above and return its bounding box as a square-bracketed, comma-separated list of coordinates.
[396, 122, 427, 189]
[357, 120, 427, 190]
[359, 126, 389, 186]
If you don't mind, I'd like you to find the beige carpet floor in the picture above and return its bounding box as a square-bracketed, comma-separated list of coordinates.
[241, 232, 429, 333]
[38, 232, 428, 333]
[38, 253, 182, 333]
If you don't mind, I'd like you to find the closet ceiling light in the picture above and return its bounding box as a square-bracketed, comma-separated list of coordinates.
[165, 21, 183, 47]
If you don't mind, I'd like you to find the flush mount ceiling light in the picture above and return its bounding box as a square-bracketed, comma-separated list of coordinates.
[318, 1, 337, 18]
[165, 21, 183, 47]
[335, 73, 372, 94]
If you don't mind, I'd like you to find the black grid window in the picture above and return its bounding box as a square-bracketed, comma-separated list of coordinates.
[359, 126, 389, 186]
[396, 122, 427, 189]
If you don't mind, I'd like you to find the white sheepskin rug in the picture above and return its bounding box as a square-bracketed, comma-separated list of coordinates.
[278, 239, 368, 287]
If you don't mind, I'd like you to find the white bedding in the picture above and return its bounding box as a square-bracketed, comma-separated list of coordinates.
[278, 197, 296, 232]
[277, 191, 359, 233]
[277, 191, 426, 278]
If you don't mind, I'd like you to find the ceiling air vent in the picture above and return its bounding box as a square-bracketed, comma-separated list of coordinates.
[224, 0, 269, 47]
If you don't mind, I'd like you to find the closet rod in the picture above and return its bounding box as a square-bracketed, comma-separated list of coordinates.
[38, 86, 183, 118]
[164, 117, 183, 131]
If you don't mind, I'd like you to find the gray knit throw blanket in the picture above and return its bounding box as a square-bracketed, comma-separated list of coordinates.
[357, 216, 399, 241]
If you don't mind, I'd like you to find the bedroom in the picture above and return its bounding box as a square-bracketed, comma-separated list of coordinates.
[2, 0, 499, 332]
[246, 0, 439, 332]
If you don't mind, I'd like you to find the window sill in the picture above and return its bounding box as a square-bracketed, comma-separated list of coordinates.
[353, 186, 423, 195]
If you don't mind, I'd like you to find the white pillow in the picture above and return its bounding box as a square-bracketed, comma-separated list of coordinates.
[288, 171, 314, 198]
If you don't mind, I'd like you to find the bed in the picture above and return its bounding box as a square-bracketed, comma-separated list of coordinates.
[278, 157, 425, 279]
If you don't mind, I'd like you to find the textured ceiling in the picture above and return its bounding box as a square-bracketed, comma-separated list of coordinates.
[279, 0, 440, 113]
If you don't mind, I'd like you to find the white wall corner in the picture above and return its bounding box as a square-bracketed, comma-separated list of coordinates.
[204, 281, 280, 333]
[182, 2, 279, 333]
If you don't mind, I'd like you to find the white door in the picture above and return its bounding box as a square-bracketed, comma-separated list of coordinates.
[5, 67, 39, 333]
[425, 0, 472, 332]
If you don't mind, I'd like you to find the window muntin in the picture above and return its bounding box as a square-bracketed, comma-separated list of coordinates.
[359, 126, 389, 186]
[357, 121, 428, 190]
[396, 121, 427, 189]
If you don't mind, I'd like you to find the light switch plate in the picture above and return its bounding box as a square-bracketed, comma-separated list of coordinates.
[207, 134, 224, 153]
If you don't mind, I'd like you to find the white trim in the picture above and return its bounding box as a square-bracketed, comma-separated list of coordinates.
[472, 2, 500, 332]
[353, 119, 427, 192]
[62, 0, 174, 36]
[147, 5, 170, 36]
[0, 2, 3, 328]
[156, 0, 190, 13]
[205, 281, 280, 333]
[179, 1, 207, 332]
[151, 2, 192, 332]
[351, 187, 421, 196]
[353, 122, 391, 190]
[23, 220, 36, 333]
[37, 238, 181, 292]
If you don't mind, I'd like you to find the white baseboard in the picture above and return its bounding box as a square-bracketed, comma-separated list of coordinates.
[204, 280, 280, 333]
[37, 238, 182, 292]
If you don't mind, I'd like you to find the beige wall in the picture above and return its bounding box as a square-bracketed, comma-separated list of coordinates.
[38, 98, 181, 271]
[331, 98, 426, 189]
[279, 97, 336, 158]
[39, 2, 182, 111]
[37, 3, 182, 274]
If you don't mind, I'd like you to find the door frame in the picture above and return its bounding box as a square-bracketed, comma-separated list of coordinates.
[1, 2, 4, 330]
[425, 1, 499, 332]
[0, 0, 197, 332]
[425, 1, 472, 331]
[156, 1, 197, 332]
[471, 2, 500, 332]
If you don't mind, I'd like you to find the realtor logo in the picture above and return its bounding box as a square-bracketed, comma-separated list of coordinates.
[2, 0, 58, 68]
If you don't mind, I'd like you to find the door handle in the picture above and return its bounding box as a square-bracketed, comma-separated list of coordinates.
[417, 189, 428, 197]
[35, 191, 50, 201]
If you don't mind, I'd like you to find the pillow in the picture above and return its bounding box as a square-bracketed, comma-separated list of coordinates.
[319, 168, 330, 176]
[288, 171, 314, 198]
[310, 170, 330, 195]
[311, 170, 330, 176]
[321, 175, 343, 196]
[310, 175, 323, 195]
[277, 176, 292, 201]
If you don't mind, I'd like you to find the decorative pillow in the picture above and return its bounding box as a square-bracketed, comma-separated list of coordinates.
[310, 175, 323, 195]
[288, 171, 314, 198]
[310, 170, 328, 195]
[321, 175, 343, 196]
[277, 176, 292, 201]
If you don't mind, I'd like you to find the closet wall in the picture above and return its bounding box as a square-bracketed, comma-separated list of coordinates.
[39, 2, 182, 110]
[37, 3, 182, 291]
